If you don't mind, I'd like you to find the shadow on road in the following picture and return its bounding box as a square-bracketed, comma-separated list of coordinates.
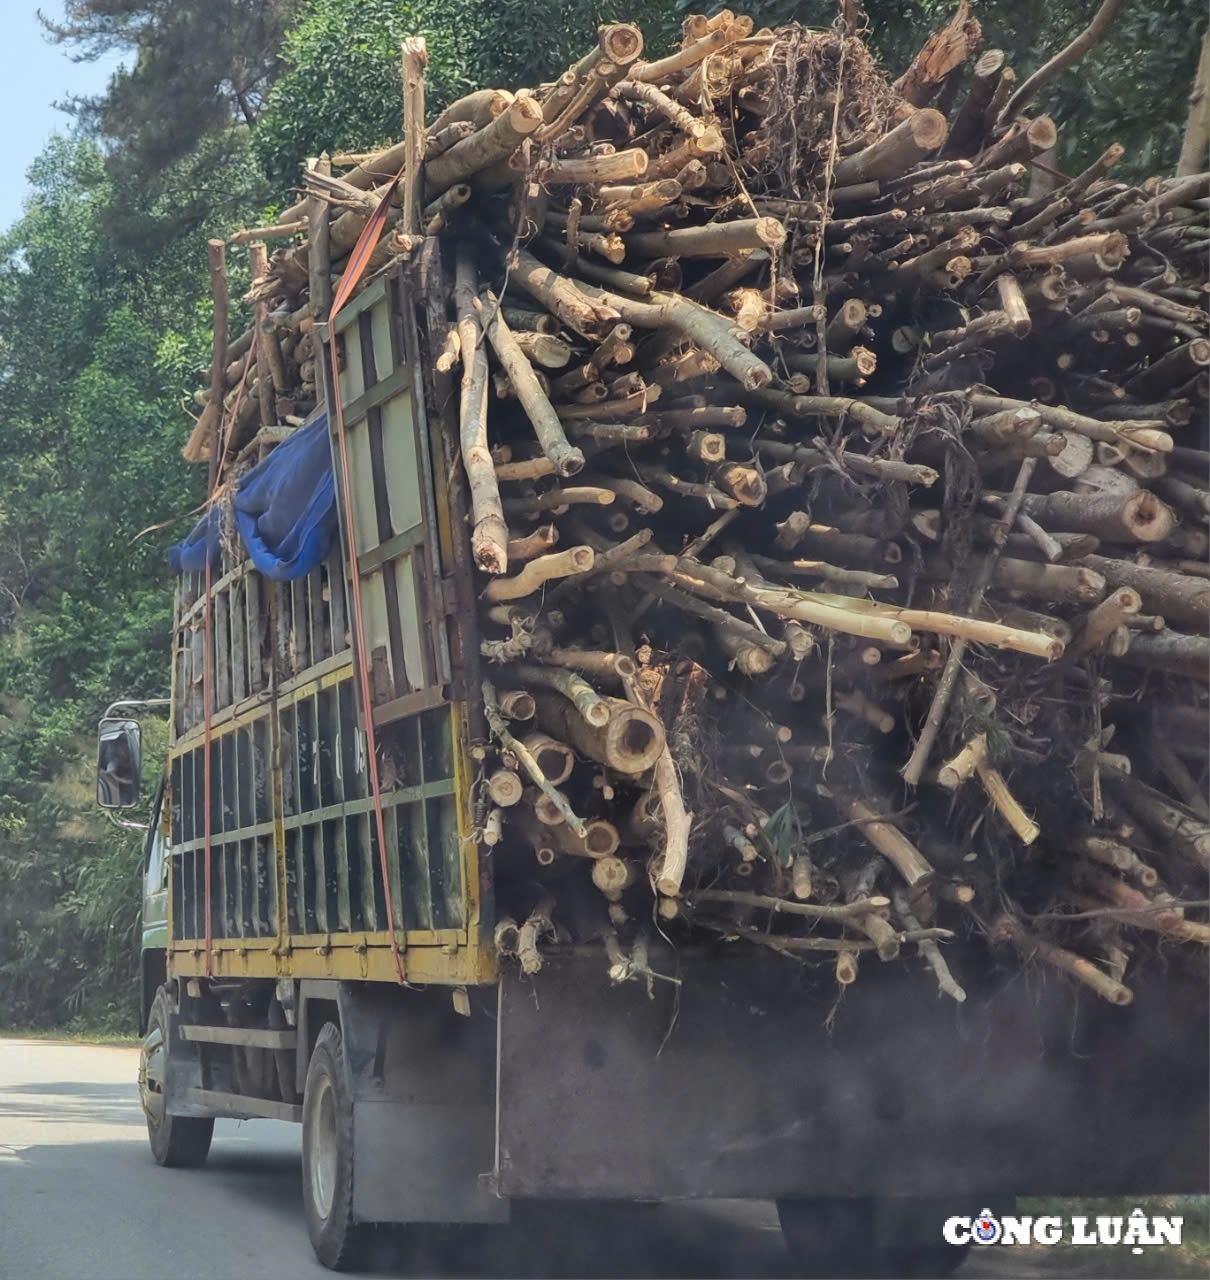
[0, 1080, 138, 1127]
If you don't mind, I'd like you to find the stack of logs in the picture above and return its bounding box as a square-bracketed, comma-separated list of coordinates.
[196, 6, 1209, 1006]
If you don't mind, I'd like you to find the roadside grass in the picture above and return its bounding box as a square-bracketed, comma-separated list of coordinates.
[1008, 1197, 1210, 1278]
[0, 1027, 140, 1048]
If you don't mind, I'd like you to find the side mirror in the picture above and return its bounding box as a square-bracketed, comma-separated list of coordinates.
[97, 718, 142, 809]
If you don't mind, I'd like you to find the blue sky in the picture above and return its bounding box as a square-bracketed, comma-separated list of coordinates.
[0, 4, 125, 231]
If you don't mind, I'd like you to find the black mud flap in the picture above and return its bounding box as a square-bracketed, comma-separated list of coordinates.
[496, 946, 1207, 1200]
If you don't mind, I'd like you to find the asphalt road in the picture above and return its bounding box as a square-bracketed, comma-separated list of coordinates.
[0, 1038, 1057, 1280]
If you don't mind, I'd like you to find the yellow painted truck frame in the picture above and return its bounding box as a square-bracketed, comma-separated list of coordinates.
[131, 244, 1208, 1276]
[166, 256, 493, 992]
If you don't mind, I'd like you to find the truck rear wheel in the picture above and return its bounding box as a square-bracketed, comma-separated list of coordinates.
[302, 1021, 371, 1271]
[140, 987, 214, 1168]
[777, 1197, 969, 1279]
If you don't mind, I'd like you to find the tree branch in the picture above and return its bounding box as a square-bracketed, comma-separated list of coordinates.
[998, 0, 1125, 125]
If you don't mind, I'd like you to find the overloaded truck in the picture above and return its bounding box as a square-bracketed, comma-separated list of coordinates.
[97, 257, 1208, 1275]
[96, 12, 1210, 1276]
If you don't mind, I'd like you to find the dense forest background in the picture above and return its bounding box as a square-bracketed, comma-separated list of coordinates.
[0, 0, 1204, 1032]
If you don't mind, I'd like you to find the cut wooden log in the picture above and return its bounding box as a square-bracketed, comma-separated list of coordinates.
[1015, 489, 1175, 544]
[833, 110, 949, 185]
[993, 915, 1132, 1005]
[532, 690, 665, 775]
[455, 250, 510, 575]
[425, 97, 544, 198]
[482, 547, 595, 601]
[1079, 555, 1210, 628]
[478, 292, 585, 477]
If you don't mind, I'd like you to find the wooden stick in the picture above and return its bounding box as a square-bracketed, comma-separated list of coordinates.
[486, 769, 524, 807]
[1074, 835, 1158, 888]
[205, 239, 229, 488]
[1079, 555, 1210, 629]
[977, 758, 1040, 845]
[540, 148, 650, 185]
[424, 96, 544, 198]
[1101, 765, 1210, 869]
[502, 486, 615, 516]
[538, 648, 637, 680]
[626, 217, 786, 259]
[630, 28, 729, 81]
[478, 292, 584, 477]
[836, 794, 934, 887]
[833, 110, 948, 185]
[400, 38, 427, 238]
[1016, 488, 1174, 544]
[454, 248, 509, 574]
[229, 220, 308, 245]
[249, 244, 276, 430]
[482, 546, 595, 601]
[532, 690, 665, 777]
[894, 888, 966, 1002]
[497, 689, 536, 721]
[993, 915, 1132, 1005]
[1067, 587, 1142, 659]
[572, 278, 774, 390]
[509, 662, 611, 727]
[483, 681, 586, 838]
[938, 734, 988, 790]
[901, 458, 1038, 786]
[998, 0, 1125, 124]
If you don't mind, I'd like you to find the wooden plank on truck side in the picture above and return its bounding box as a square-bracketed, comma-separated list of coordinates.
[309, 563, 329, 663]
[327, 554, 348, 654]
[292, 576, 311, 674]
[189, 622, 205, 730]
[214, 585, 232, 710]
[230, 576, 248, 704]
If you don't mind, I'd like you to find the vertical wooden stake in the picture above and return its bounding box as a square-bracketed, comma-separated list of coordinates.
[402, 37, 428, 239]
[206, 238, 229, 492]
[1177, 30, 1210, 177]
[249, 243, 276, 429]
[307, 154, 333, 324]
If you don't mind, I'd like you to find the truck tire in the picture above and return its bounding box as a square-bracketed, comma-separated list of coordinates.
[302, 1022, 370, 1271]
[140, 987, 214, 1168]
[777, 1197, 970, 1279]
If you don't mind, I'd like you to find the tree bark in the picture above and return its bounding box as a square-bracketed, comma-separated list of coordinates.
[424, 97, 543, 198]
[1079, 555, 1210, 628]
[205, 238, 229, 488]
[400, 38, 427, 238]
[1016, 488, 1174, 544]
[833, 110, 948, 185]
[478, 292, 585, 477]
[454, 249, 509, 574]
[1177, 30, 1210, 176]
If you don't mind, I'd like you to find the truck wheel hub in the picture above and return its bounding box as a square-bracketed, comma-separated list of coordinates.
[308, 1075, 339, 1220]
[139, 1024, 166, 1126]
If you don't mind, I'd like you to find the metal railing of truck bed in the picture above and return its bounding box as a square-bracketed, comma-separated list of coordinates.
[166, 257, 494, 987]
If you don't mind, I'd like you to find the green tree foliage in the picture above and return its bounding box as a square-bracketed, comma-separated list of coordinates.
[46, 0, 303, 169]
[254, 0, 689, 189]
[864, 0, 1206, 179]
[0, 134, 254, 1030]
[252, 0, 1205, 195]
[6, 0, 1202, 1033]
[253, 0, 477, 190]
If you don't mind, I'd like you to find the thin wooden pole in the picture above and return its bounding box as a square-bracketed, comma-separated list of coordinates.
[205, 239, 228, 492]
[401, 37, 428, 239]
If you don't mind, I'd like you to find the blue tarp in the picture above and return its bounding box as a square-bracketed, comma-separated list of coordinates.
[167, 414, 338, 582]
